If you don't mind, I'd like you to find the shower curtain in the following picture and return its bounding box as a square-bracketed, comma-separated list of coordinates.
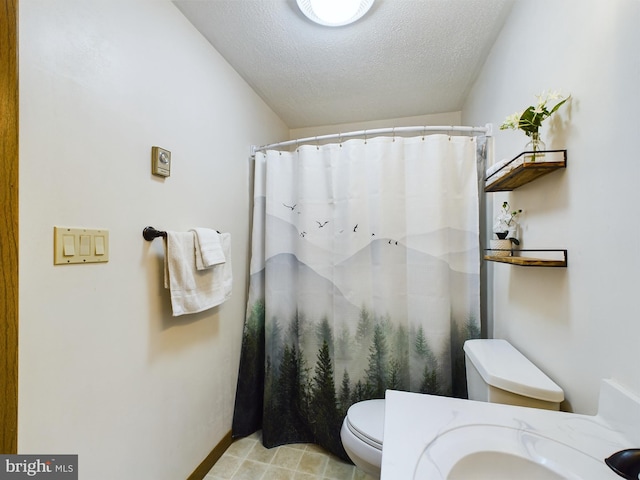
[233, 134, 484, 459]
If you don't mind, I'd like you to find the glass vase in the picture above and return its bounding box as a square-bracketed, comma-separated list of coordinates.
[524, 131, 546, 162]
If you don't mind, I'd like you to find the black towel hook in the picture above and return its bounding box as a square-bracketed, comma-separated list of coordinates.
[142, 226, 166, 241]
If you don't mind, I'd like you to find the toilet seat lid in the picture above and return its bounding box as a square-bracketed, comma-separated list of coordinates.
[346, 399, 385, 449]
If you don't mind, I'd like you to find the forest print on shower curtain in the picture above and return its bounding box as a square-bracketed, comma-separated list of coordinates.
[233, 135, 483, 459]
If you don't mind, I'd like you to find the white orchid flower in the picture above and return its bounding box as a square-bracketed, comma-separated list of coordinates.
[548, 90, 563, 100]
[500, 111, 522, 130]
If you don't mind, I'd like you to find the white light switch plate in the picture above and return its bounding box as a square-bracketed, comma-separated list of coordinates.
[54, 227, 109, 265]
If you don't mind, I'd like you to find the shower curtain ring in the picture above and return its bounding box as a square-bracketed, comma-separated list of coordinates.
[392, 127, 396, 142]
[339, 133, 343, 147]
[364, 129, 367, 144]
[315, 136, 319, 150]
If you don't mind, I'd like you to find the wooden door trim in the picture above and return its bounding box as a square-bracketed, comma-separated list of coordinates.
[1, 0, 19, 454]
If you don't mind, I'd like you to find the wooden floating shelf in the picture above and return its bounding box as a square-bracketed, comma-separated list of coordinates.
[484, 249, 568, 268]
[485, 150, 567, 192]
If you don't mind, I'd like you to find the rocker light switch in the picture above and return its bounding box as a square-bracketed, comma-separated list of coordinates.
[95, 236, 105, 255]
[63, 235, 75, 256]
[79, 235, 91, 256]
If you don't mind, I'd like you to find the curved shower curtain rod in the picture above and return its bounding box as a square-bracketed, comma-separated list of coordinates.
[251, 123, 493, 155]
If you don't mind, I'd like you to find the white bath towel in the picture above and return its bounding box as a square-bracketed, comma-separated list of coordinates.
[191, 227, 226, 270]
[486, 158, 509, 178]
[164, 231, 232, 316]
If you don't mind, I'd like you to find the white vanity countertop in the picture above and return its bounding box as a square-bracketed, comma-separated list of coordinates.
[381, 388, 635, 479]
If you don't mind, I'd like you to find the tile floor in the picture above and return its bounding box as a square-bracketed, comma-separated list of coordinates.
[205, 431, 376, 480]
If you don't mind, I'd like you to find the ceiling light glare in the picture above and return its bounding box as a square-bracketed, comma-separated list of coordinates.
[297, 0, 375, 27]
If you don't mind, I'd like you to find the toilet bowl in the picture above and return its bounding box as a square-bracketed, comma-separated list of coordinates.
[340, 339, 565, 479]
[340, 399, 385, 478]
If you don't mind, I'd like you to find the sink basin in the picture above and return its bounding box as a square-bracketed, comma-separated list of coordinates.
[413, 424, 617, 480]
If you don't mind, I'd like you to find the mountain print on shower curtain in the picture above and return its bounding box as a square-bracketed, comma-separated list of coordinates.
[233, 135, 484, 460]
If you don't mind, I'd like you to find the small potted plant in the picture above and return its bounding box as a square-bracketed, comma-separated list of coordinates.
[500, 90, 570, 161]
[491, 202, 522, 256]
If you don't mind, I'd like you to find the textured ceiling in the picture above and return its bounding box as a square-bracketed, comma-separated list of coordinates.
[173, 0, 514, 129]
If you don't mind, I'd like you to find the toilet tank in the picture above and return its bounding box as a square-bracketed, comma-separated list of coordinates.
[463, 339, 564, 411]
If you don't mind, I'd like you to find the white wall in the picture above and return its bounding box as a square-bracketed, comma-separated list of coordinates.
[18, 2, 287, 479]
[463, 0, 640, 414]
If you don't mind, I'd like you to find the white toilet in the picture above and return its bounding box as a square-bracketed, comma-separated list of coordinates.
[340, 338, 564, 478]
